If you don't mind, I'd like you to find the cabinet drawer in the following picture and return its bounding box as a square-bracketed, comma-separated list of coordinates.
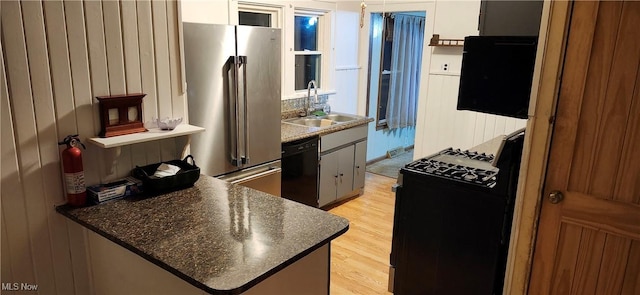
[320, 125, 367, 152]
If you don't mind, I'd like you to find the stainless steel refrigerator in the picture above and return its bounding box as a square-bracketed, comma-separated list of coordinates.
[183, 23, 282, 196]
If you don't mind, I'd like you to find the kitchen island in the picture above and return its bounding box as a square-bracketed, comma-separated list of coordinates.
[57, 175, 348, 294]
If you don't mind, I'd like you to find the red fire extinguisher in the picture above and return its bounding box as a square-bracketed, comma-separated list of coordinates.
[59, 135, 87, 207]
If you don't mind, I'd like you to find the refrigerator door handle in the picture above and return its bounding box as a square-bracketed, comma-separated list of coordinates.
[229, 56, 241, 167]
[239, 55, 249, 165]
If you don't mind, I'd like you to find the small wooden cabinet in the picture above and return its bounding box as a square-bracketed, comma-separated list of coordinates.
[318, 126, 368, 207]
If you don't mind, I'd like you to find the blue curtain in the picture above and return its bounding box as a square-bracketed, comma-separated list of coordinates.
[386, 14, 425, 130]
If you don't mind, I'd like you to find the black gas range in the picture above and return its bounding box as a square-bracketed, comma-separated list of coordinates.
[403, 148, 499, 187]
[389, 129, 525, 295]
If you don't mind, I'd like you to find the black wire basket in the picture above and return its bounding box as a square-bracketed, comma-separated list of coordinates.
[131, 155, 200, 194]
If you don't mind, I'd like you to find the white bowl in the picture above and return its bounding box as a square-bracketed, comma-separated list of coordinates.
[157, 117, 182, 130]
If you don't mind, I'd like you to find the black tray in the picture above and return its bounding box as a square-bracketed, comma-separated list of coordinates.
[132, 155, 200, 194]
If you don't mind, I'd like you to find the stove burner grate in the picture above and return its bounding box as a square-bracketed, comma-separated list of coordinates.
[441, 148, 495, 163]
[403, 148, 499, 187]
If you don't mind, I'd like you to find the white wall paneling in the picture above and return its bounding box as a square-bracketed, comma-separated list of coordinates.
[1, 17, 37, 287]
[24, 1, 76, 293]
[331, 10, 360, 114]
[121, 0, 142, 178]
[2, 1, 58, 293]
[416, 74, 526, 157]
[152, 1, 174, 120]
[1, 0, 188, 293]
[1, 214, 12, 283]
[167, 1, 186, 119]
[137, 0, 163, 165]
[65, 0, 100, 187]
[104, 0, 132, 181]
[85, 0, 115, 183]
[332, 68, 360, 114]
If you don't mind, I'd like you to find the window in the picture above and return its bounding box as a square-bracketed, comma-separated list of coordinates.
[294, 13, 323, 90]
[237, 4, 332, 96]
[367, 12, 425, 130]
[239, 11, 272, 27]
[378, 20, 393, 125]
[367, 13, 393, 128]
[238, 4, 281, 28]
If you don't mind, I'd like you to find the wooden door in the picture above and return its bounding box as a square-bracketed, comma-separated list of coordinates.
[529, 1, 640, 294]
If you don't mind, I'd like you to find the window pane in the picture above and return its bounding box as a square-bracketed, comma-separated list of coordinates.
[239, 12, 271, 27]
[295, 55, 321, 90]
[378, 74, 390, 121]
[294, 16, 318, 51]
[382, 39, 393, 71]
[378, 26, 393, 123]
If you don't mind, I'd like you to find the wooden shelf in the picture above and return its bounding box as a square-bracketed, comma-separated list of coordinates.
[429, 34, 464, 47]
[87, 124, 205, 148]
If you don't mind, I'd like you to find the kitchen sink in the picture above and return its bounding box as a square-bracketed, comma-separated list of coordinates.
[284, 118, 336, 127]
[325, 114, 359, 123]
[283, 113, 360, 127]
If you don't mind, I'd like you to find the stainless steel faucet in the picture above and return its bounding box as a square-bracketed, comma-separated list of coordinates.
[306, 80, 318, 116]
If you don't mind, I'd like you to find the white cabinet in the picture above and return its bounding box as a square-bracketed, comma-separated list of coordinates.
[319, 145, 355, 207]
[318, 125, 368, 207]
[181, 0, 232, 25]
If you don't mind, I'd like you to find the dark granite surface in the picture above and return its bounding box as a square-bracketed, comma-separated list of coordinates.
[57, 176, 349, 294]
[281, 113, 373, 143]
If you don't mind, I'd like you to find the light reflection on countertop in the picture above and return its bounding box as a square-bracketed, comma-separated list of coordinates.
[56, 175, 348, 294]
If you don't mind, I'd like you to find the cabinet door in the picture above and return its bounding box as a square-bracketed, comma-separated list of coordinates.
[181, 1, 231, 24]
[319, 150, 339, 207]
[353, 140, 367, 190]
[336, 145, 355, 199]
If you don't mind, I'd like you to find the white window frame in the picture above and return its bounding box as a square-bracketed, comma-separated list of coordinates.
[291, 8, 332, 94]
[237, 2, 283, 28]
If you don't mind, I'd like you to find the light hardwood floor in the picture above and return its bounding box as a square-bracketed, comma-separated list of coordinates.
[328, 172, 397, 294]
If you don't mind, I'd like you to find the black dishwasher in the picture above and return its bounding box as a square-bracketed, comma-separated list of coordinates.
[281, 136, 319, 207]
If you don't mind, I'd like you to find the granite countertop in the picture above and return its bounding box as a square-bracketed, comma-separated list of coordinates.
[56, 176, 349, 294]
[281, 112, 373, 143]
